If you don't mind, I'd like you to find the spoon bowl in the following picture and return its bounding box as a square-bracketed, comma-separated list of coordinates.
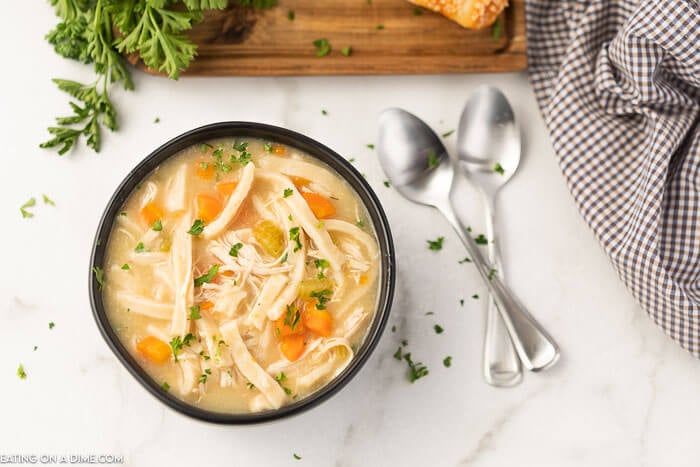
[458, 86, 521, 196]
[378, 108, 452, 206]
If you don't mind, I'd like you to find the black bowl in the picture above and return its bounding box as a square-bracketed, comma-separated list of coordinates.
[89, 122, 395, 424]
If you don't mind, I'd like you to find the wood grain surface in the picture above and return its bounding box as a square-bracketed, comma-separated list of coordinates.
[132, 0, 526, 76]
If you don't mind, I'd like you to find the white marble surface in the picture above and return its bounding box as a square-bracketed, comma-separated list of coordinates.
[3, 4, 700, 467]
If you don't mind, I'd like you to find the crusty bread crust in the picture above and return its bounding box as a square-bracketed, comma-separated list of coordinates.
[408, 0, 508, 29]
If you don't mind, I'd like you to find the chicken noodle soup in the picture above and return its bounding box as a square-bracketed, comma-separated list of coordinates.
[102, 139, 380, 413]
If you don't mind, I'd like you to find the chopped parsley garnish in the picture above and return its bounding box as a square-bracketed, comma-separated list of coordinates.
[187, 219, 206, 236]
[494, 162, 505, 175]
[366, 144, 375, 149]
[391, 325, 396, 333]
[92, 266, 106, 290]
[425, 311, 434, 315]
[280, 252, 288, 263]
[289, 227, 302, 252]
[441, 130, 455, 138]
[134, 242, 147, 253]
[283, 188, 294, 198]
[383, 180, 390, 187]
[42, 194, 56, 206]
[492, 17, 503, 41]
[49, 322, 55, 330]
[264, 142, 273, 153]
[310, 289, 332, 310]
[404, 352, 428, 383]
[162, 382, 170, 391]
[283, 305, 301, 331]
[413, 7, 423, 15]
[472, 294, 479, 299]
[17, 364, 27, 379]
[488, 268, 497, 281]
[427, 237, 444, 250]
[434, 324, 444, 334]
[33, 346, 38, 351]
[474, 234, 488, 245]
[341, 46, 352, 57]
[194, 265, 219, 287]
[199, 351, 210, 361]
[313, 38, 331, 57]
[356, 219, 365, 228]
[427, 149, 439, 168]
[200, 143, 213, 153]
[119, 211, 127, 217]
[458, 257, 472, 264]
[321, 109, 328, 116]
[247, 382, 255, 389]
[151, 219, 163, 231]
[169, 333, 195, 362]
[443, 356, 452, 368]
[393, 347, 403, 360]
[189, 305, 201, 320]
[293, 454, 302, 460]
[154, 117, 160, 123]
[460, 299, 465, 306]
[376, 24, 384, 30]
[121, 263, 130, 270]
[314, 259, 330, 279]
[229, 243, 243, 257]
[276, 372, 293, 395]
[20, 197, 36, 218]
[198, 373, 208, 384]
[287, 10, 295, 20]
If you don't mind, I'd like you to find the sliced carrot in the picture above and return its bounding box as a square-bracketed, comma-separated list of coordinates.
[199, 300, 214, 311]
[302, 192, 336, 219]
[280, 334, 305, 362]
[136, 336, 171, 364]
[196, 162, 215, 180]
[272, 145, 287, 155]
[195, 193, 223, 223]
[274, 307, 305, 338]
[140, 202, 163, 227]
[288, 175, 311, 189]
[302, 306, 333, 337]
[215, 181, 238, 198]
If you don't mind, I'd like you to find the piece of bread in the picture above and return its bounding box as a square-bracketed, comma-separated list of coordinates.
[408, 0, 508, 29]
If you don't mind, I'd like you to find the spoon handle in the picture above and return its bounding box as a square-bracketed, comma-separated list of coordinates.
[481, 196, 522, 386]
[437, 203, 560, 371]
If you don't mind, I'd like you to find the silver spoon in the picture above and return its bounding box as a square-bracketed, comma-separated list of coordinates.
[457, 87, 523, 386]
[456, 86, 559, 371]
[377, 108, 560, 375]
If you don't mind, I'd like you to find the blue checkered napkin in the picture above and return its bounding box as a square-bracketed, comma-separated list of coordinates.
[526, 0, 700, 356]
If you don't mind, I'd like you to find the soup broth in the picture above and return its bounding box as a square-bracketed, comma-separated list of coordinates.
[102, 138, 379, 413]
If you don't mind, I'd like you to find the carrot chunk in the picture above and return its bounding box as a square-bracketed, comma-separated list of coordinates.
[196, 162, 215, 180]
[272, 145, 287, 155]
[140, 202, 163, 227]
[280, 334, 305, 362]
[274, 306, 305, 338]
[215, 181, 239, 198]
[288, 175, 311, 189]
[302, 192, 336, 219]
[136, 336, 171, 364]
[199, 300, 214, 311]
[195, 193, 223, 223]
[302, 307, 333, 337]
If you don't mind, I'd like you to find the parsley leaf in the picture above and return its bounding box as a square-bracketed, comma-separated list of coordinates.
[313, 38, 331, 57]
[134, 242, 147, 253]
[189, 305, 202, 320]
[443, 356, 452, 368]
[283, 188, 294, 198]
[42, 194, 56, 206]
[229, 243, 243, 257]
[428, 149, 439, 168]
[310, 289, 332, 310]
[92, 266, 106, 290]
[194, 265, 219, 287]
[151, 219, 163, 231]
[187, 219, 206, 236]
[17, 364, 27, 380]
[341, 46, 352, 57]
[494, 162, 505, 175]
[20, 197, 36, 218]
[427, 237, 444, 251]
[289, 227, 302, 252]
[434, 324, 444, 334]
[474, 234, 488, 245]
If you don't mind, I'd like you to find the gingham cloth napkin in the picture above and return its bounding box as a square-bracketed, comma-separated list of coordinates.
[526, 0, 700, 356]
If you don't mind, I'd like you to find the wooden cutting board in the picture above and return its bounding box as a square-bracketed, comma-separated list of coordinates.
[134, 0, 526, 76]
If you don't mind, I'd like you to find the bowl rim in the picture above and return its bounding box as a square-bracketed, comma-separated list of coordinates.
[88, 121, 395, 424]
